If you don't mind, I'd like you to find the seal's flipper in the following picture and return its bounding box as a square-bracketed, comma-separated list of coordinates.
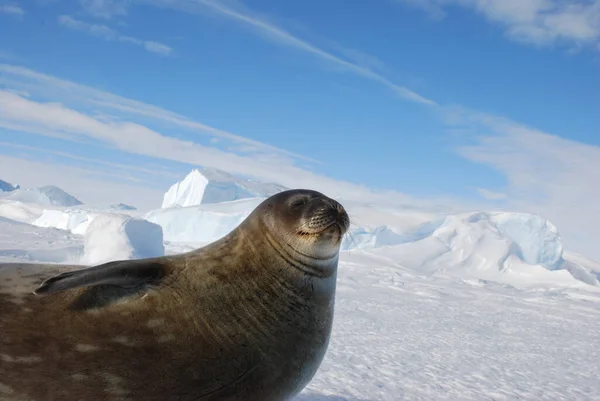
[33, 259, 166, 296]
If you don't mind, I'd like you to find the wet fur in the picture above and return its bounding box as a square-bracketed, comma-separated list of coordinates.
[0, 190, 348, 401]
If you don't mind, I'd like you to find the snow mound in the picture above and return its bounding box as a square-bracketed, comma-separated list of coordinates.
[341, 219, 444, 250]
[5, 185, 83, 207]
[0, 200, 43, 223]
[146, 197, 262, 244]
[81, 214, 164, 265]
[471, 212, 563, 269]
[161, 168, 286, 208]
[0, 179, 19, 192]
[368, 211, 593, 289]
[146, 195, 595, 288]
[32, 209, 99, 235]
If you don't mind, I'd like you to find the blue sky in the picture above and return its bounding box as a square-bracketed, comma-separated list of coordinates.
[0, 0, 599, 257]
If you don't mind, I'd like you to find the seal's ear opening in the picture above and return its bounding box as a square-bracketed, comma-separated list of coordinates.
[33, 259, 166, 296]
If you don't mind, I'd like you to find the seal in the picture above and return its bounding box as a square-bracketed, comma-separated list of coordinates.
[0, 189, 350, 401]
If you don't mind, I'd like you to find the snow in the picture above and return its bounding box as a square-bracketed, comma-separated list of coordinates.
[81, 214, 164, 265]
[2, 176, 600, 400]
[148, 199, 595, 290]
[0, 200, 43, 223]
[2, 185, 82, 207]
[0, 217, 83, 264]
[485, 212, 563, 269]
[299, 254, 600, 401]
[31, 208, 100, 235]
[161, 168, 287, 208]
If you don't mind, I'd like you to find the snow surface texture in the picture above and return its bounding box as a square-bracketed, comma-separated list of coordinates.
[1, 207, 599, 400]
[80, 214, 165, 265]
[161, 168, 287, 208]
[32, 208, 99, 235]
[2, 185, 83, 207]
[0, 217, 83, 264]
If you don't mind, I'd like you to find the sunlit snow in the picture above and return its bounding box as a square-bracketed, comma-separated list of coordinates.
[1, 171, 599, 401]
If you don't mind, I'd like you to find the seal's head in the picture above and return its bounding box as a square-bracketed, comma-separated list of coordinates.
[255, 189, 350, 262]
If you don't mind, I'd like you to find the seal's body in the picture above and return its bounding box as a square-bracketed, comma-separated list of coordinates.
[0, 189, 349, 401]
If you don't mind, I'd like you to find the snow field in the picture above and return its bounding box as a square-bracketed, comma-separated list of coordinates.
[2, 171, 600, 400]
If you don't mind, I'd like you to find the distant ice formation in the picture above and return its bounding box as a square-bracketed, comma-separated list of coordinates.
[81, 214, 164, 265]
[0, 179, 19, 192]
[146, 197, 262, 244]
[111, 203, 137, 211]
[3, 185, 83, 207]
[161, 168, 286, 208]
[2, 169, 598, 289]
[32, 209, 99, 235]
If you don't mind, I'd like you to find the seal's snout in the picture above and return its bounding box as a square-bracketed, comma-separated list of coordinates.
[329, 199, 350, 235]
[304, 198, 349, 238]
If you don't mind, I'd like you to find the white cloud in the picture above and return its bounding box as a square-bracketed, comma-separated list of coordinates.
[147, 0, 435, 105]
[0, 141, 181, 180]
[79, 0, 129, 19]
[452, 109, 600, 259]
[395, 0, 600, 50]
[58, 15, 172, 55]
[0, 63, 314, 163]
[0, 87, 443, 211]
[0, 4, 24, 16]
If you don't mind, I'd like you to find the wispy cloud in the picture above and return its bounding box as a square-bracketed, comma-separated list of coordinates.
[0, 3, 24, 16]
[58, 15, 173, 55]
[395, 0, 600, 50]
[0, 63, 315, 163]
[147, 0, 435, 106]
[449, 107, 600, 259]
[79, 0, 130, 19]
[0, 69, 443, 211]
[0, 141, 181, 180]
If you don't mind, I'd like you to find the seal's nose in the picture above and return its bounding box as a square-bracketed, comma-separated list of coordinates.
[328, 199, 350, 234]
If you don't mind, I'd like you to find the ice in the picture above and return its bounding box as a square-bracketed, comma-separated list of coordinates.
[146, 197, 263, 245]
[0, 178, 19, 192]
[364, 211, 592, 290]
[2, 185, 83, 207]
[31, 208, 99, 235]
[80, 214, 164, 265]
[484, 212, 563, 269]
[161, 168, 287, 208]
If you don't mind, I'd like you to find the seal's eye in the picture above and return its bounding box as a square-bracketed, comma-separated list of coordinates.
[290, 197, 308, 209]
